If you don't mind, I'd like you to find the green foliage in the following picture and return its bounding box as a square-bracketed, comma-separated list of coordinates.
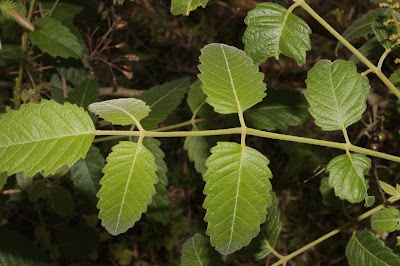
[379, 181, 400, 202]
[49, 185, 74, 217]
[184, 133, 210, 175]
[29, 180, 47, 202]
[170, 0, 209, 16]
[244, 90, 310, 131]
[372, 14, 398, 50]
[0, 100, 95, 177]
[203, 142, 273, 255]
[198, 43, 266, 114]
[243, 2, 312, 65]
[349, 37, 384, 65]
[187, 80, 213, 118]
[371, 208, 400, 233]
[346, 229, 400, 265]
[180, 234, 222, 266]
[137, 78, 190, 129]
[0, 172, 7, 190]
[305, 60, 370, 131]
[327, 154, 371, 204]
[67, 79, 99, 110]
[97, 141, 157, 235]
[29, 18, 84, 59]
[89, 98, 150, 126]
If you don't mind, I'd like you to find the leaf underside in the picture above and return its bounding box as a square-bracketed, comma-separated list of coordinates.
[243, 2, 311, 65]
[327, 154, 371, 204]
[203, 142, 273, 255]
[180, 234, 223, 266]
[198, 43, 266, 114]
[346, 229, 400, 266]
[97, 141, 157, 235]
[0, 100, 95, 177]
[170, 0, 209, 16]
[305, 60, 370, 131]
[371, 208, 400, 233]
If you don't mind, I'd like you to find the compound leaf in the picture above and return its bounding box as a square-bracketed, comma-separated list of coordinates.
[371, 208, 400, 233]
[245, 89, 310, 131]
[170, 0, 209, 16]
[97, 141, 157, 235]
[243, 2, 311, 65]
[70, 145, 105, 212]
[203, 142, 273, 255]
[336, 9, 387, 54]
[29, 18, 84, 59]
[89, 98, 150, 126]
[187, 80, 214, 118]
[242, 192, 281, 260]
[198, 43, 266, 114]
[305, 60, 370, 131]
[180, 234, 223, 266]
[0, 100, 95, 177]
[327, 154, 371, 204]
[346, 229, 400, 266]
[137, 77, 190, 129]
[143, 138, 170, 224]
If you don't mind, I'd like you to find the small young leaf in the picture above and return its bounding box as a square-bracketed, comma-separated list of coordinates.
[143, 138, 170, 224]
[346, 229, 400, 265]
[371, 208, 400, 233]
[242, 192, 281, 260]
[29, 180, 47, 202]
[49, 185, 74, 217]
[204, 142, 273, 255]
[89, 98, 150, 126]
[170, 0, 209, 16]
[327, 154, 371, 204]
[336, 9, 387, 54]
[184, 132, 210, 175]
[97, 141, 158, 235]
[198, 43, 266, 114]
[187, 80, 214, 118]
[305, 60, 370, 131]
[243, 2, 312, 65]
[245, 90, 310, 131]
[70, 145, 105, 212]
[180, 234, 223, 266]
[0, 172, 8, 190]
[137, 77, 190, 129]
[29, 18, 84, 59]
[0, 100, 95, 177]
[379, 181, 397, 196]
[349, 37, 384, 65]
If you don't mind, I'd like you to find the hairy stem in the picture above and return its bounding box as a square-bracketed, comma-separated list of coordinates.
[294, 0, 400, 99]
[271, 203, 386, 265]
[95, 127, 400, 163]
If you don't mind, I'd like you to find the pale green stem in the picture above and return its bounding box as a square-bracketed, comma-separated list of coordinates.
[46, 0, 60, 17]
[294, 0, 400, 99]
[390, 6, 400, 36]
[95, 127, 400, 163]
[271, 203, 386, 266]
[377, 48, 392, 71]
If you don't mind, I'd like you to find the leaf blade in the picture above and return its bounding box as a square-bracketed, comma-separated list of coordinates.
[371, 208, 400, 233]
[180, 234, 223, 266]
[170, 0, 209, 16]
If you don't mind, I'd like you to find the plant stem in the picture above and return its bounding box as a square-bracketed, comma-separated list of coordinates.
[271, 203, 386, 266]
[46, 0, 60, 17]
[14, 0, 36, 108]
[295, 0, 400, 99]
[95, 127, 400, 163]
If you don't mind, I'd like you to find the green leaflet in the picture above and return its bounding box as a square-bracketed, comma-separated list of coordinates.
[184, 131, 210, 175]
[97, 141, 158, 235]
[371, 208, 400, 233]
[143, 138, 170, 225]
[327, 154, 371, 204]
[305, 60, 370, 131]
[29, 18, 84, 59]
[49, 185, 74, 217]
[89, 98, 150, 126]
[349, 37, 384, 65]
[70, 145, 105, 213]
[242, 192, 281, 260]
[180, 234, 223, 266]
[372, 14, 398, 50]
[0, 227, 48, 265]
[0, 100, 95, 177]
[245, 89, 310, 131]
[336, 9, 387, 54]
[67, 79, 100, 110]
[346, 229, 400, 266]
[203, 142, 273, 255]
[198, 43, 266, 114]
[170, 0, 209, 16]
[187, 80, 214, 118]
[137, 77, 190, 130]
[319, 177, 343, 209]
[243, 2, 311, 65]
[29, 180, 47, 202]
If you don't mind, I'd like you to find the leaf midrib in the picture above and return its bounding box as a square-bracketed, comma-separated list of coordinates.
[275, 8, 291, 59]
[192, 237, 204, 266]
[352, 234, 390, 266]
